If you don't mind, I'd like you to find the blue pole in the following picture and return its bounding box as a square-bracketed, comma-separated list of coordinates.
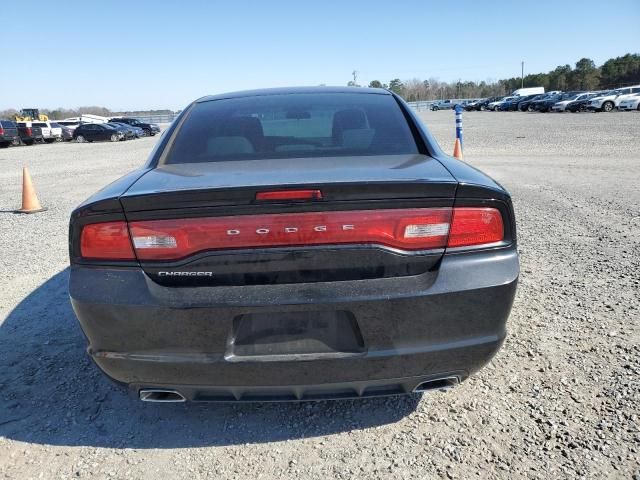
[454, 104, 463, 150]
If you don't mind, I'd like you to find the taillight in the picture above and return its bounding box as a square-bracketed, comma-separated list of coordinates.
[0, 127, 4, 136]
[129, 208, 453, 261]
[447, 208, 504, 248]
[79, 208, 505, 262]
[80, 221, 135, 260]
[26, 127, 32, 136]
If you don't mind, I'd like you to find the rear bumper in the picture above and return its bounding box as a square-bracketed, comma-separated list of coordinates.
[70, 248, 519, 401]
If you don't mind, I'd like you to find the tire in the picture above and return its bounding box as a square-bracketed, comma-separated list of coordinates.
[0, 142, 9, 149]
[45, 138, 55, 143]
[527, 105, 534, 112]
[24, 139, 34, 146]
[432, 106, 439, 111]
[602, 101, 614, 112]
[110, 134, 119, 142]
[480, 105, 486, 111]
[76, 135, 85, 143]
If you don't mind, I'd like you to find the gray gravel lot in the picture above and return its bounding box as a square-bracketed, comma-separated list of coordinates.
[1, 112, 639, 479]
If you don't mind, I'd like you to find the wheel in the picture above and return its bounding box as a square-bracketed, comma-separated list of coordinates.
[24, 139, 34, 146]
[0, 142, 9, 148]
[432, 106, 439, 111]
[480, 105, 486, 111]
[527, 105, 534, 112]
[55, 137, 63, 142]
[45, 138, 55, 143]
[110, 134, 119, 142]
[602, 101, 614, 112]
[637, 104, 640, 111]
[76, 135, 85, 143]
[11, 138, 20, 146]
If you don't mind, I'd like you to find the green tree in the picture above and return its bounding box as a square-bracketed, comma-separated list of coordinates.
[388, 78, 404, 96]
[571, 58, 600, 90]
[368, 80, 383, 88]
[548, 65, 572, 90]
[600, 53, 640, 88]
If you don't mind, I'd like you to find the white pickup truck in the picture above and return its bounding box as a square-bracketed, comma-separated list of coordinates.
[32, 121, 63, 143]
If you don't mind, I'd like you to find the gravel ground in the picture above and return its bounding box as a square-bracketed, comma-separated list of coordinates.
[1, 112, 639, 479]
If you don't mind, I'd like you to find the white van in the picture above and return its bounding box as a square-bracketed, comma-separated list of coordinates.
[512, 87, 545, 96]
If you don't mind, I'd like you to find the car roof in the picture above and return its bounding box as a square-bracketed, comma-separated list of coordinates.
[196, 86, 390, 103]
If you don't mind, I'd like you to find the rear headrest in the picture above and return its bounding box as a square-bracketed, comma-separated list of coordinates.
[332, 109, 368, 143]
[206, 136, 255, 156]
[222, 117, 264, 146]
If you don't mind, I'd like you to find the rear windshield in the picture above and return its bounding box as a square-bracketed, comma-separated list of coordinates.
[164, 93, 418, 164]
[0, 121, 16, 127]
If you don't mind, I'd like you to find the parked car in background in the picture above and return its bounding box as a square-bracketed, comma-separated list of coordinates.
[109, 117, 160, 136]
[33, 121, 63, 142]
[0, 120, 20, 148]
[16, 122, 44, 145]
[430, 100, 455, 111]
[564, 93, 600, 112]
[587, 86, 640, 112]
[51, 122, 74, 141]
[550, 92, 593, 112]
[107, 122, 136, 140]
[464, 98, 484, 111]
[488, 96, 517, 111]
[498, 94, 538, 111]
[73, 123, 124, 143]
[518, 93, 555, 112]
[617, 93, 640, 111]
[475, 96, 503, 111]
[531, 93, 575, 112]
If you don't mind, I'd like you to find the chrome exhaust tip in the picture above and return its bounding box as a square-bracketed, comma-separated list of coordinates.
[139, 389, 186, 403]
[413, 376, 459, 393]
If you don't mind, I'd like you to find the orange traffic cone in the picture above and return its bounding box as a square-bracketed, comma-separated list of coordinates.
[453, 138, 463, 160]
[16, 167, 47, 214]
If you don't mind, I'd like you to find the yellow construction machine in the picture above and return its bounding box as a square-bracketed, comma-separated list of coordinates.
[13, 108, 49, 122]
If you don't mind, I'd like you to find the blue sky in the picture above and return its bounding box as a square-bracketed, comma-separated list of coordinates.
[3, 0, 639, 110]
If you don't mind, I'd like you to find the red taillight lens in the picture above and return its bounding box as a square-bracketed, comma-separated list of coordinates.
[80, 221, 135, 260]
[26, 127, 32, 136]
[0, 127, 4, 135]
[447, 208, 504, 247]
[256, 189, 323, 201]
[79, 208, 505, 262]
[129, 208, 453, 261]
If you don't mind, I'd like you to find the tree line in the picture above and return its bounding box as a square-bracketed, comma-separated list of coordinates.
[361, 53, 640, 102]
[0, 106, 176, 120]
[1, 53, 637, 117]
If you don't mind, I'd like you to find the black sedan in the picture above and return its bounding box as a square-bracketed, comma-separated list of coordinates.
[518, 94, 548, 112]
[69, 87, 519, 403]
[110, 117, 160, 136]
[74, 123, 124, 143]
[474, 96, 503, 111]
[498, 94, 538, 111]
[566, 93, 600, 112]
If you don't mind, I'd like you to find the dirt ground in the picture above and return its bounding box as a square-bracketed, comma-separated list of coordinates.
[1, 110, 638, 479]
